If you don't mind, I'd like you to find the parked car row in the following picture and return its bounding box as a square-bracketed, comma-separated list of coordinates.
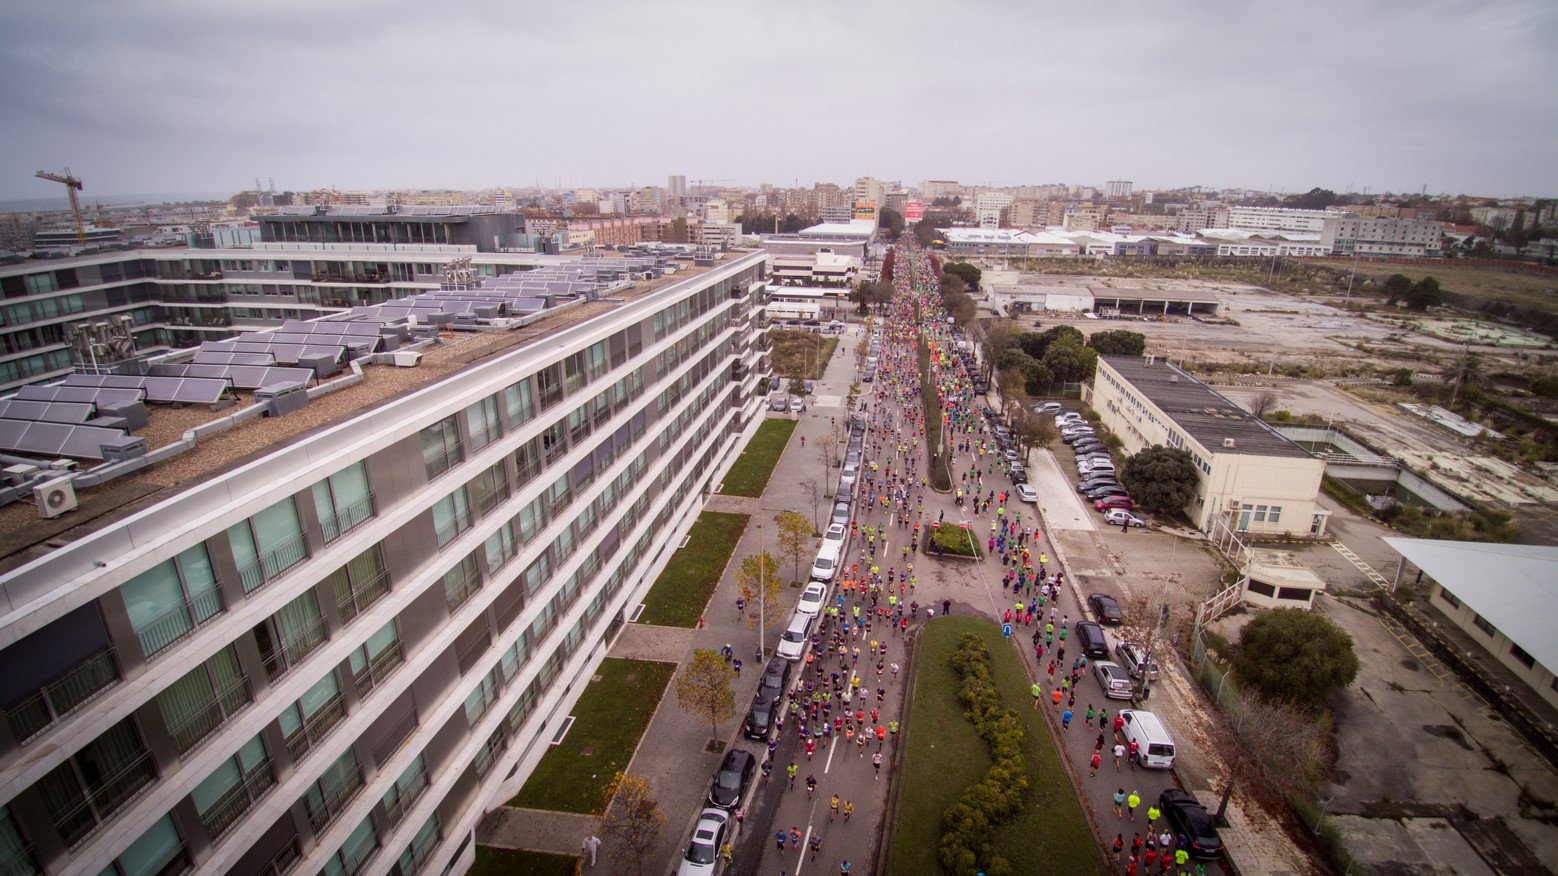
[978, 404, 1030, 489]
[1058, 410, 1147, 527]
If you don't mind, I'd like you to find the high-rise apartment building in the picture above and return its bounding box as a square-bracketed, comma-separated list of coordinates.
[852, 177, 884, 210]
[918, 181, 962, 201]
[1105, 181, 1133, 200]
[1224, 206, 1332, 233]
[666, 176, 687, 201]
[0, 250, 770, 876]
[1319, 215, 1443, 258]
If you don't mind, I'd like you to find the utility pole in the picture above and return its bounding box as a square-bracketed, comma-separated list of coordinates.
[757, 519, 765, 662]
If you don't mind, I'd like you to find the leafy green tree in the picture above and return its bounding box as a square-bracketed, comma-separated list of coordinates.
[1403, 276, 1443, 310]
[943, 261, 983, 291]
[1041, 339, 1096, 383]
[1232, 610, 1360, 708]
[878, 207, 904, 239]
[674, 649, 737, 738]
[1286, 187, 1342, 210]
[1381, 273, 1413, 305]
[1037, 325, 1084, 355]
[1087, 329, 1146, 356]
[1119, 445, 1199, 513]
[774, 510, 814, 583]
[1392, 368, 1414, 387]
[735, 551, 785, 630]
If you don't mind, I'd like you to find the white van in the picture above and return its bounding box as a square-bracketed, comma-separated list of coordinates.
[776, 612, 813, 662]
[810, 540, 842, 582]
[1119, 709, 1176, 769]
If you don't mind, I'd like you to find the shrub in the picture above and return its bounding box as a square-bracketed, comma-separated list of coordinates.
[938, 635, 1028, 876]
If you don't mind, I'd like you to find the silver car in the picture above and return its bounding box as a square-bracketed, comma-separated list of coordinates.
[1093, 660, 1134, 700]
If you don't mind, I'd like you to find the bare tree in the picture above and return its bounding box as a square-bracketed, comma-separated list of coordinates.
[674, 649, 737, 740]
[1013, 408, 1058, 457]
[801, 478, 824, 532]
[600, 772, 665, 876]
[998, 368, 1028, 421]
[817, 434, 840, 472]
[1249, 390, 1279, 419]
[974, 318, 1014, 385]
[1209, 691, 1330, 821]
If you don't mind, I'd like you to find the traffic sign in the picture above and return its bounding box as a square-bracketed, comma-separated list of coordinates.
[1002, 624, 1012, 638]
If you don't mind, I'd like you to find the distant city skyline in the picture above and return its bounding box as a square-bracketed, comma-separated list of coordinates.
[2, 1, 1555, 201]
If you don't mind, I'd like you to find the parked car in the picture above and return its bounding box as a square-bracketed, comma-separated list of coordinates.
[1104, 509, 1146, 528]
[770, 396, 788, 411]
[757, 655, 792, 699]
[677, 808, 731, 876]
[1115, 642, 1160, 681]
[1014, 483, 1038, 503]
[797, 582, 827, 616]
[742, 693, 781, 741]
[1093, 661, 1134, 700]
[1095, 495, 1135, 512]
[776, 612, 814, 661]
[707, 749, 756, 809]
[1083, 485, 1129, 501]
[1088, 592, 1124, 625]
[1036, 401, 1063, 414]
[789, 397, 806, 414]
[1158, 789, 1225, 859]
[839, 462, 859, 491]
[830, 500, 852, 528]
[1077, 477, 1118, 494]
[1074, 620, 1109, 658]
[822, 522, 846, 552]
[1073, 440, 1106, 454]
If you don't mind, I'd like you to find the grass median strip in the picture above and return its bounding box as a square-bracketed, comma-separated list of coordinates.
[638, 511, 749, 627]
[721, 418, 797, 498]
[890, 616, 1105, 876]
[471, 846, 578, 876]
[508, 657, 676, 814]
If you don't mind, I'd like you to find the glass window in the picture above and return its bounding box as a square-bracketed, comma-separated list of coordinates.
[302, 748, 363, 834]
[512, 438, 543, 488]
[34, 718, 154, 847]
[113, 814, 185, 876]
[322, 814, 378, 876]
[281, 670, 345, 763]
[0, 806, 39, 876]
[381, 755, 428, 827]
[229, 497, 307, 593]
[398, 813, 440, 876]
[348, 621, 403, 697]
[328, 543, 389, 625]
[484, 520, 518, 572]
[432, 487, 472, 548]
[1510, 642, 1537, 669]
[443, 552, 482, 612]
[474, 461, 509, 516]
[1438, 587, 1461, 608]
[464, 668, 500, 726]
[156, 645, 249, 754]
[191, 733, 272, 841]
[253, 589, 326, 681]
[313, 462, 374, 543]
[122, 543, 222, 658]
[504, 379, 535, 429]
[466, 395, 501, 451]
[420, 416, 462, 480]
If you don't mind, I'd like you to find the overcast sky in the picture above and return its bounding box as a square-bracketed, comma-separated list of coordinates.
[2, 0, 1555, 202]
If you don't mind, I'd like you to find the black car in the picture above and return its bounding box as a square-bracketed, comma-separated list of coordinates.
[1073, 441, 1106, 454]
[1158, 790, 1225, 859]
[1077, 477, 1117, 493]
[757, 656, 791, 701]
[743, 694, 780, 740]
[1074, 620, 1109, 658]
[1084, 486, 1129, 501]
[1088, 592, 1124, 625]
[708, 749, 757, 809]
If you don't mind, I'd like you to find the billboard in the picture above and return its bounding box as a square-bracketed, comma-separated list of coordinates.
[853, 201, 878, 221]
[905, 200, 925, 222]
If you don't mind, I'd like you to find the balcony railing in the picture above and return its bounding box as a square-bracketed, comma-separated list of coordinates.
[259, 614, 328, 683]
[336, 567, 390, 625]
[5, 647, 120, 744]
[137, 587, 227, 659]
[371, 708, 420, 773]
[444, 566, 482, 613]
[381, 761, 428, 828]
[0, 841, 40, 876]
[257, 838, 301, 876]
[455, 630, 491, 676]
[238, 534, 310, 594]
[352, 642, 404, 698]
[55, 748, 157, 848]
[304, 765, 364, 833]
[167, 674, 251, 755]
[198, 759, 276, 841]
[401, 825, 441, 876]
[284, 692, 347, 764]
[340, 833, 379, 876]
[321, 493, 376, 544]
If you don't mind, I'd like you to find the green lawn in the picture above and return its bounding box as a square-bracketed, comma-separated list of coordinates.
[508, 658, 676, 814]
[471, 846, 579, 876]
[721, 419, 797, 498]
[890, 617, 1105, 876]
[638, 511, 750, 627]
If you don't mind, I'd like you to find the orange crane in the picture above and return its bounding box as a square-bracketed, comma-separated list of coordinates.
[35, 168, 85, 244]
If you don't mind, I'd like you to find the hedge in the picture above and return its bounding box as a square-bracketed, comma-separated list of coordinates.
[939, 635, 1029, 876]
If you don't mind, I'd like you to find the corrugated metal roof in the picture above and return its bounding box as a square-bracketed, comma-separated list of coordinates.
[1383, 538, 1558, 672]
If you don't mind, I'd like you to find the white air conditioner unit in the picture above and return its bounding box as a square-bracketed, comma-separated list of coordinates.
[1222, 438, 1237, 448]
[35, 477, 78, 519]
[1229, 499, 1242, 509]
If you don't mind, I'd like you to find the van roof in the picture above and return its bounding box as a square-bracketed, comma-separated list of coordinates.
[1121, 709, 1172, 739]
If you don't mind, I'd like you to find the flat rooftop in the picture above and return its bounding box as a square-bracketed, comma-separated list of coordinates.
[1101, 354, 1312, 459]
[0, 250, 748, 573]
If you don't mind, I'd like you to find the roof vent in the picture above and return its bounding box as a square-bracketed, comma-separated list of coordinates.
[1169, 374, 1179, 383]
[1223, 438, 1237, 448]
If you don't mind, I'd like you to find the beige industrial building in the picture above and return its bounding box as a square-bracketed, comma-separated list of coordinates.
[1086, 355, 1328, 536]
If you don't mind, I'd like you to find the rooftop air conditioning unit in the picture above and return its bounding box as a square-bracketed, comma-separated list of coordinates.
[35, 477, 78, 519]
[1223, 438, 1237, 448]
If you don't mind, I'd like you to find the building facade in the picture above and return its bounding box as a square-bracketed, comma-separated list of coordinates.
[1086, 355, 1327, 536]
[1319, 215, 1444, 258]
[1224, 206, 1331, 233]
[0, 251, 770, 876]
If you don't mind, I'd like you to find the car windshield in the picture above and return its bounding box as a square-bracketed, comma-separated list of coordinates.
[716, 768, 740, 790]
[782, 629, 804, 643]
[688, 840, 716, 864]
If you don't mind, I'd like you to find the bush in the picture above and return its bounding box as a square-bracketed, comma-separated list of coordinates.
[927, 525, 984, 558]
[938, 635, 1028, 876]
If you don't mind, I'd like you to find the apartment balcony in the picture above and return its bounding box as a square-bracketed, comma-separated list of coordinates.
[4, 647, 120, 744]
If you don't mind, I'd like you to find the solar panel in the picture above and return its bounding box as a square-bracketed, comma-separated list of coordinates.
[13, 385, 146, 406]
[0, 419, 131, 461]
[63, 373, 232, 405]
[0, 399, 96, 424]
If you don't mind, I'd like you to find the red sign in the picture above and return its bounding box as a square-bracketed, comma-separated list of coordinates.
[931, 521, 941, 529]
[905, 200, 924, 222]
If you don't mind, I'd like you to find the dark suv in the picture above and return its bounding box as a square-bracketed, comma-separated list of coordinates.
[1074, 620, 1109, 658]
[1158, 789, 1225, 858]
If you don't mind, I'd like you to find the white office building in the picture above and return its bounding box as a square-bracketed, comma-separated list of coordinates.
[1225, 206, 1332, 233]
[0, 252, 770, 876]
[1319, 215, 1444, 258]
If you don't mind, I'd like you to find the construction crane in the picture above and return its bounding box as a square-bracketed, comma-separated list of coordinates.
[35, 168, 85, 244]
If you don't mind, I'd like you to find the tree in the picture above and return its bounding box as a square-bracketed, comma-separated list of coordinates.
[801, 478, 824, 533]
[943, 261, 982, 291]
[1208, 691, 1331, 824]
[735, 552, 784, 630]
[600, 772, 665, 876]
[878, 207, 904, 239]
[1042, 341, 1096, 383]
[1002, 349, 1053, 395]
[1381, 273, 1413, 306]
[1013, 409, 1058, 456]
[774, 510, 814, 582]
[675, 649, 737, 739]
[971, 318, 1014, 385]
[1285, 187, 1342, 210]
[1443, 349, 1490, 407]
[666, 217, 689, 244]
[1231, 609, 1359, 709]
[998, 368, 1027, 421]
[1086, 329, 1147, 357]
[1248, 390, 1279, 419]
[817, 433, 840, 472]
[1403, 276, 1443, 310]
[1119, 445, 1199, 514]
[1392, 368, 1414, 387]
